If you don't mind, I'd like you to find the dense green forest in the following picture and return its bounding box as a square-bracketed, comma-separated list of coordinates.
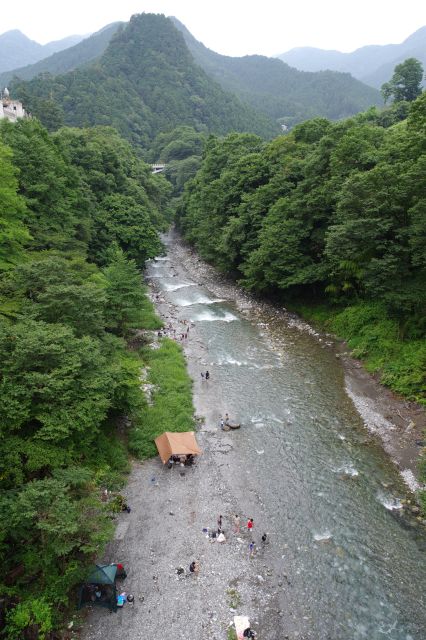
[11, 14, 279, 152]
[0, 118, 196, 638]
[177, 95, 426, 405]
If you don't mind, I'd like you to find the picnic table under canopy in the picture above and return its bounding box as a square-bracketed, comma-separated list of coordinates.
[154, 431, 202, 464]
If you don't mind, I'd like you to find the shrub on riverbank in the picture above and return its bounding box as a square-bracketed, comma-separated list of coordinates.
[129, 338, 195, 458]
[290, 301, 425, 405]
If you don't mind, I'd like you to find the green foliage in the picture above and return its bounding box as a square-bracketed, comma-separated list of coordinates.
[0, 117, 172, 637]
[227, 627, 238, 640]
[0, 141, 30, 271]
[178, 95, 426, 402]
[1, 119, 86, 252]
[103, 246, 155, 335]
[53, 126, 168, 265]
[150, 126, 206, 197]
[381, 58, 424, 104]
[5, 598, 53, 640]
[0, 317, 113, 441]
[129, 339, 195, 458]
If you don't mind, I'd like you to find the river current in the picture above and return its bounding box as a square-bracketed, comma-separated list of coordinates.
[147, 234, 426, 640]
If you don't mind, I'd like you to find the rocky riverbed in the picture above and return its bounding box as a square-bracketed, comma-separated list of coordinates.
[80, 231, 426, 640]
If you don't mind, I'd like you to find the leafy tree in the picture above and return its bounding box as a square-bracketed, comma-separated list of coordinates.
[0, 318, 113, 444]
[381, 58, 424, 104]
[0, 142, 30, 271]
[103, 246, 149, 335]
[54, 126, 167, 264]
[0, 116, 172, 638]
[0, 119, 89, 252]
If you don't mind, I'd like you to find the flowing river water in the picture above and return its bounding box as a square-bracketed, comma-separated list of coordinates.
[146, 232, 426, 640]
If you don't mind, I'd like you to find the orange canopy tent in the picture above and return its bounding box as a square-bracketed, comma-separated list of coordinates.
[154, 431, 202, 464]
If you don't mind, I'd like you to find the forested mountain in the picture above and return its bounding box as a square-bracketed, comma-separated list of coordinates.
[0, 23, 122, 86]
[172, 18, 381, 126]
[177, 94, 426, 403]
[0, 29, 84, 74]
[278, 26, 426, 89]
[11, 14, 279, 151]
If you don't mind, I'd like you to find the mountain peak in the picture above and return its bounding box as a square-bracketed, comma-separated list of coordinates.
[276, 26, 426, 88]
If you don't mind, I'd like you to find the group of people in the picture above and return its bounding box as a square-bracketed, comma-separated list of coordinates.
[220, 412, 230, 429]
[155, 317, 194, 343]
[232, 515, 268, 557]
[167, 454, 195, 469]
[200, 370, 210, 380]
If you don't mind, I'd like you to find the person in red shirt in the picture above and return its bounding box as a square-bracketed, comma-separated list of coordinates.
[247, 518, 254, 533]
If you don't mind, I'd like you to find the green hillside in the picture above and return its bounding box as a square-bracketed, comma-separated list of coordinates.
[172, 18, 381, 126]
[12, 14, 279, 151]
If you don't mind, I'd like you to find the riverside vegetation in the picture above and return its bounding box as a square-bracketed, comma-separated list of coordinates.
[176, 92, 426, 502]
[0, 118, 194, 638]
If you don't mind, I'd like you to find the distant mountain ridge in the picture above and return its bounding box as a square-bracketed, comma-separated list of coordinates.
[171, 18, 380, 125]
[277, 26, 426, 88]
[0, 29, 85, 74]
[0, 23, 122, 86]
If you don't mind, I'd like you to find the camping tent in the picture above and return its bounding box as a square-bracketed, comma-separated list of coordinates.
[78, 564, 118, 612]
[154, 431, 202, 464]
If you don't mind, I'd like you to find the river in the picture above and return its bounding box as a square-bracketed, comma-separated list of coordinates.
[147, 231, 426, 640]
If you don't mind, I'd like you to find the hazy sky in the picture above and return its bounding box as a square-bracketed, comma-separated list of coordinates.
[2, 0, 426, 55]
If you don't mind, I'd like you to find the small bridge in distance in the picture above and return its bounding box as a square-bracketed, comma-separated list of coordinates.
[151, 164, 166, 174]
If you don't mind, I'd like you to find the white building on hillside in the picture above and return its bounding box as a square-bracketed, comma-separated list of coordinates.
[0, 87, 27, 122]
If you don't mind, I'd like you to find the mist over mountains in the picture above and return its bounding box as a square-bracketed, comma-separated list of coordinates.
[0, 29, 85, 73]
[277, 26, 426, 88]
[0, 23, 122, 86]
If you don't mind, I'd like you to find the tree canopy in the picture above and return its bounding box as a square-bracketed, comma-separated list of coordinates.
[0, 117, 170, 638]
[381, 57, 424, 104]
[177, 95, 426, 401]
